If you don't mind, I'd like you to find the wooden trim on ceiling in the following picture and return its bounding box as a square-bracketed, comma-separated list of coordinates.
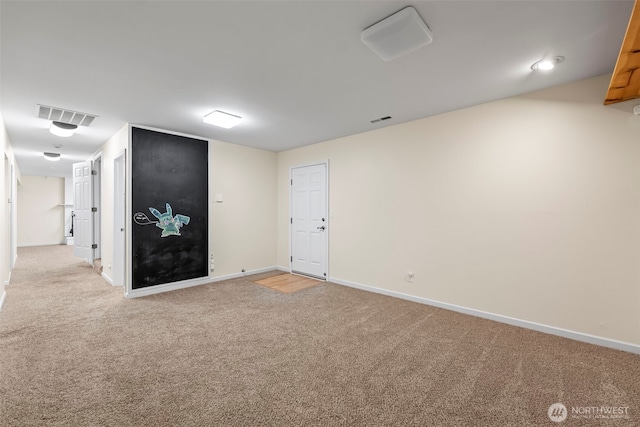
[604, 0, 640, 105]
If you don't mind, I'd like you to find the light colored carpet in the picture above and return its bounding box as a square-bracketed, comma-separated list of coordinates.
[1, 245, 639, 426]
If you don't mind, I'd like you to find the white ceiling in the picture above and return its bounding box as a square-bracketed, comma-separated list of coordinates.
[0, 0, 634, 178]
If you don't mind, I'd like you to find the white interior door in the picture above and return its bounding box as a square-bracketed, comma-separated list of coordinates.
[10, 164, 15, 269]
[4, 156, 12, 272]
[73, 161, 93, 262]
[113, 153, 126, 286]
[291, 163, 327, 280]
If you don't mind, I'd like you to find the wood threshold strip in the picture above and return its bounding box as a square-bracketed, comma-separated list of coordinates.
[254, 273, 323, 294]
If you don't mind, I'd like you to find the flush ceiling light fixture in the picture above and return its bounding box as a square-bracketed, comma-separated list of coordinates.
[361, 6, 433, 61]
[531, 56, 565, 71]
[43, 152, 61, 161]
[203, 110, 242, 129]
[49, 121, 78, 137]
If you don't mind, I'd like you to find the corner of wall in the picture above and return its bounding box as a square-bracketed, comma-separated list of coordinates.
[275, 74, 640, 347]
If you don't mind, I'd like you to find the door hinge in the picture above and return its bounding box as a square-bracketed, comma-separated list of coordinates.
[91, 244, 98, 249]
[290, 256, 293, 262]
[324, 273, 327, 277]
[91, 207, 98, 212]
[290, 218, 292, 224]
[290, 179, 293, 185]
[91, 170, 97, 175]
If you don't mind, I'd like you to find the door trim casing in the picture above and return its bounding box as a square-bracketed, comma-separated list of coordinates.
[289, 160, 329, 280]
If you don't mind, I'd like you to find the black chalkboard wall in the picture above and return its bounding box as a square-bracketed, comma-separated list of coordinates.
[131, 127, 208, 289]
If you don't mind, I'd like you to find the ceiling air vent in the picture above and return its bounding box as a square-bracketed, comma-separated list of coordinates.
[370, 116, 392, 124]
[37, 104, 97, 127]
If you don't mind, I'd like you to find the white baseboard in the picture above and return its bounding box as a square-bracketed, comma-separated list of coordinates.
[17, 243, 68, 248]
[276, 265, 289, 272]
[125, 266, 279, 298]
[330, 276, 640, 355]
[126, 276, 213, 298]
[101, 272, 115, 286]
[4, 271, 11, 286]
[208, 266, 281, 283]
[0, 290, 6, 312]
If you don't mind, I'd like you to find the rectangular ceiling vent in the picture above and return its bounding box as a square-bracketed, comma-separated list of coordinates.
[36, 104, 98, 127]
[370, 116, 392, 124]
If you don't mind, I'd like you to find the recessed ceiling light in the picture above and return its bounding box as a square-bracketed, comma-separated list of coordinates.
[49, 121, 77, 137]
[531, 56, 565, 71]
[43, 152, 61, 161]
[203, 110, 242, 129]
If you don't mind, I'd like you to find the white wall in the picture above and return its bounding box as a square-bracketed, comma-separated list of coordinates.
[17, 175, 65, 247]
[210, 139, 277, 278]
[99, 124, 128, 284]
[277, 74, 640, 346]
[0, 112, 21, 309]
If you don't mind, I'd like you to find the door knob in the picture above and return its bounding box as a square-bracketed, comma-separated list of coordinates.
[317, 226, 325, 231]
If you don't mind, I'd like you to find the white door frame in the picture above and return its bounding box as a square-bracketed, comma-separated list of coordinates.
[289, 160, 329, 280]
[92, 155, 102, 260]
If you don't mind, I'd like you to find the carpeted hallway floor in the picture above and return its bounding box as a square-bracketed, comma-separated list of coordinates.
[0, 245, 638, 426]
